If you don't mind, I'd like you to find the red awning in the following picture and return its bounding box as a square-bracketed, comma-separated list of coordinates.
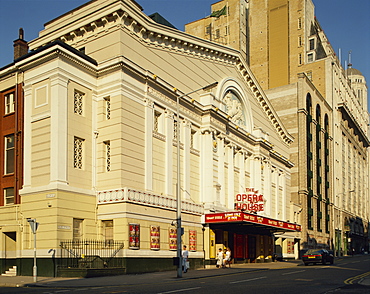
[203, 211, 301, 232]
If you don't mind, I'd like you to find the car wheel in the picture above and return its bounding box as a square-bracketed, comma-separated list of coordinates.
[304, 263, 309, 266]
[322, 259, 326, 265]
[330, 260, 334, 265]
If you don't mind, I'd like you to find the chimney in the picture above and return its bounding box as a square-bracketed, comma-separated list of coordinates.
[13, 28, 29, 60]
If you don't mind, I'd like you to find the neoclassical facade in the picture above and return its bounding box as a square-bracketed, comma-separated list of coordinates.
[0, 0, 302, 276]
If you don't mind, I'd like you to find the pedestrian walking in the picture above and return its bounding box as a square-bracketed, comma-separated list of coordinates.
[182, 245, 189, 273]
[216, 248, 224, 268]
[223, 247, 232, 268]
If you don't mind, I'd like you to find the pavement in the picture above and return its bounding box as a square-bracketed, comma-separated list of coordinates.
[0, 257, 369, 288]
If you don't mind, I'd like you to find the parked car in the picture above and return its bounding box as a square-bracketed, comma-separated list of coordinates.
[302, 249, 334, 266]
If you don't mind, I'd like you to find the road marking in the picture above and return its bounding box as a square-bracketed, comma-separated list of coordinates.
[230, 276, 267, 284]
[345, 271, 370, 284]
[158, 287, 201, 294]
[282, 270, 306, 275]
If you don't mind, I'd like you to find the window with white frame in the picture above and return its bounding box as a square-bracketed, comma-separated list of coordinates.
[73, 218, 83, 241]
[309, 38, 315, 51]
[191, 128, 199, 150]
[153, 106, 165, 134]
[74, 90, 84, 115]
[104, 141, 111, 172]
[5, 134, 15, 174]
[103, 220, 113, 245]
[104, 97, 110, 120]
[4, 187, 14, 205]
[74, 137, 84, 169]
[307, 53, 314, 63]
[173, 119, 179, 140]
[5, 93, 15, 114]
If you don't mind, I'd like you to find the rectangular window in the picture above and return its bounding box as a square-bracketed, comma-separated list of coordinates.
[74, 90, 84, 115]
[298, 36, 302, 47]
[205, 25, 211, 35]
[307, 53, 314, 63]
[299, 53, 302, 65]
[74, 137, 84, 169]
[5, 93, 15, 114]
[298, 17, 302, 29]
[104, 141, 111, 172]
[73, 218, 83, 241]
[5, 134, 15, 174]
[154, 111, 161, 133]
[174, 120, 178, 140]
[215, 29, 220, 39]
[104, 97, 110, 120]
[103, 220, 113, 246]
[4, 187, 15, 205]
[309, 38, 315, 50]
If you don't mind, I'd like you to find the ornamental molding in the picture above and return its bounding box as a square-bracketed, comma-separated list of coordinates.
[27, 0, 292, 145]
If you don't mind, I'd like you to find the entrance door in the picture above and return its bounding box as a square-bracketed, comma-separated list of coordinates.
[248, 235, 257, 261]
[234, 234, 244, 258]
[4, 232, 16, 259]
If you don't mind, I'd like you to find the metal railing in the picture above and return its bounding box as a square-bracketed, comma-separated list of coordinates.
[59, 240, 124, 269]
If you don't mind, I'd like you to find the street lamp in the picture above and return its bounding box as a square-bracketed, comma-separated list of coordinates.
[27, 218, 39, 282]
[175, 82, 218, 278]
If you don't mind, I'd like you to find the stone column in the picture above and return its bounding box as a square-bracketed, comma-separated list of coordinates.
[164, 109, 174, 196]
[144, 98, 154, 191]
[49, 73, 69, 185]
[183, 120, 192, 200]
[263, 160, 272, 217]
[217, 135, 225, 206]
[200, 129, 213, 204]
[226, 143, 235, 210]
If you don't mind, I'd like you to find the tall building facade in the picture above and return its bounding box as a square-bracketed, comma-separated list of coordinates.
[0, 0, 301, 277]
[186, 0, 370, 255]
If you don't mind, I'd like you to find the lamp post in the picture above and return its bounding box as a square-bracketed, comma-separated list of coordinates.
[27, 218, 39, 282]
[175, 82, 218, 278]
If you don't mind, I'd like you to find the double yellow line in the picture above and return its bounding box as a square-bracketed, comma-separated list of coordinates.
[344, 271, 370, 284]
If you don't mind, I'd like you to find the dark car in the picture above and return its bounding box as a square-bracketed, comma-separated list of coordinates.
[302, 249, 334, 266]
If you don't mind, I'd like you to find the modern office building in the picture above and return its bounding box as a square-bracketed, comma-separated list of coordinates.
[186, 0, 369, 256]
[0, 0, 301, 277]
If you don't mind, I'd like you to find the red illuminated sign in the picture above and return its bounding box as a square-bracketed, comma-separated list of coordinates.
[204, 211, 301, 232]
[234, 188, 264, 212]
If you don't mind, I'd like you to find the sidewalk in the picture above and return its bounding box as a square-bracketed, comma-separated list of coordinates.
[1, 258, 369, 288]
[0, 260, 300, 288]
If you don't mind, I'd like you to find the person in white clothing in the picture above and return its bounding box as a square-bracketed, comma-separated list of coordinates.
[216, 248, 224, 268]
[223, 247, 232, 268]
[182, 245, 189, 273]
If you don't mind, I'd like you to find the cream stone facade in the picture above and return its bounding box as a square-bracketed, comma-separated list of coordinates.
[0, 0, 301, 276]
[186, 0, 369, 256]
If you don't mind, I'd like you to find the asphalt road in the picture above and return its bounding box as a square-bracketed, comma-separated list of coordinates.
[1, 255, 370, 294]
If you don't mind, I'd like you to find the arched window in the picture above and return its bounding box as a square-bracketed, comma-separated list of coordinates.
[324, 114, 330, 233]
[316, 104, 322, 231]
[306, 94, 313, 229]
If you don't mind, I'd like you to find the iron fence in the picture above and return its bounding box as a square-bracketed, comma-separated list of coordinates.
[59, 240, 124, 268]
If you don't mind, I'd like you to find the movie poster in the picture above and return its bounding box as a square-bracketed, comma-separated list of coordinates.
[189, 230, 196, 252]
[129, 223, 140, 249]
[150, 225, 160, 250]
[169, 227, 177, 250]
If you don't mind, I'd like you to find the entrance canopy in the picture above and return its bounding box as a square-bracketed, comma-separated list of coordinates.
[202, 211, 301, 233]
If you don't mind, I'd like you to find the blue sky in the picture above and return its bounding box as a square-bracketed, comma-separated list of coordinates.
[1, 0, 369, 104]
